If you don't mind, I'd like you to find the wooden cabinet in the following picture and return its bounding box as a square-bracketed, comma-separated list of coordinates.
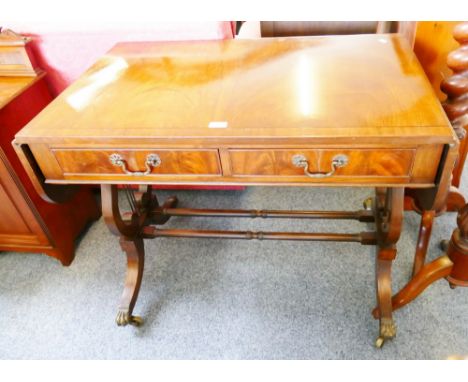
[0, 150, 50, 247]
[0, 75, 100, 265]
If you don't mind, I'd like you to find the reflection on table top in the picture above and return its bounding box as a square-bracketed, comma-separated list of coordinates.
[16, 35, 454, 143]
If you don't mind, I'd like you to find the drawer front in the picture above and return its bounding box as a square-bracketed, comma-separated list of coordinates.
[228, 149, 415, 178]
[52, 149, 221, 176]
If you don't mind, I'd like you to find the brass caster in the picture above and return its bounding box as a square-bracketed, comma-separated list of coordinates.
[116, 310, 144, 327]
[129, 315, 144, 326]
[363, 197, 373, 211]
[375, 318, 396, 348]
[375, 336, 385, 348]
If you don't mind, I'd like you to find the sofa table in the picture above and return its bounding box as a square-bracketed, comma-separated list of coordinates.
[13, 35, 458, 347]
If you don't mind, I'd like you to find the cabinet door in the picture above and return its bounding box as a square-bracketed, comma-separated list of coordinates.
[0, 149, 50, 249]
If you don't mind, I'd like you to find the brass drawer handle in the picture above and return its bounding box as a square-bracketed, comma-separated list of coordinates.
[109, 153, 161, 176]
[292, 154, 348, 178]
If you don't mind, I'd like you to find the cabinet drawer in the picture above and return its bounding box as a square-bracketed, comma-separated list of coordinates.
[52, 149, 221, 176]
[228, 149, 415, 178]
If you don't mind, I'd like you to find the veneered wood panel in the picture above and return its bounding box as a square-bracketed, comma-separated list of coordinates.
[11, 37, 456, 195]
[52, 149, 221, 176]
[228, 149, 414, 177]
[20, 143, 444, 187]
[411, 145, 444, 182]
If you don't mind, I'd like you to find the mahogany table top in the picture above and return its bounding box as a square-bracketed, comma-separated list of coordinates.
[15, 35, 455, 146]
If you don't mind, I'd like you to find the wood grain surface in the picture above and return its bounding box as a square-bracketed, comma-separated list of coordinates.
[15, 35, 454, 143]
[13, 35, 457, 191]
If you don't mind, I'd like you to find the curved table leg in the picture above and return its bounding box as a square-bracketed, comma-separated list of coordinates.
[116, 236, 145, 326]
[373, 187, 404, 348]
[372, 255, 453, 318]
[101, 184, 165, 327]
[375, 253, 397, 348]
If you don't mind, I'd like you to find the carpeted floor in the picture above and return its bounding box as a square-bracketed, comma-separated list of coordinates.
[1, 178, 467, 359]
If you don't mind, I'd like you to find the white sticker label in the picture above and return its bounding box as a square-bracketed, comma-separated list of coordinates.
[208, 121, 228, 129]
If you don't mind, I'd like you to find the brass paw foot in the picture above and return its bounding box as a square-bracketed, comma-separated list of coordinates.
[375, 318, 396, 348]
[115, 310, 144, 327]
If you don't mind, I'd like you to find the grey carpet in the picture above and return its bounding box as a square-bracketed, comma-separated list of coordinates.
[1, 176, 468, 359]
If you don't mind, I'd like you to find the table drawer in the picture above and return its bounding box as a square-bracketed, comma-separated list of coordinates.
[52, 149, 221, 176]
[228, 149, 415, 178]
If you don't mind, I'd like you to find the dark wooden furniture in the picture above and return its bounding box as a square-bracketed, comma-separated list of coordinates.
[13, 35, 458, 346]
[372, 201, 468, 320]
[0, 74, 100, 265]
[406, 22, 468, 277]
[409, 21, 468, 209]
[259, 21, 397, 36]
[237, 21, 417, 46]
[441, 22, 468, 198]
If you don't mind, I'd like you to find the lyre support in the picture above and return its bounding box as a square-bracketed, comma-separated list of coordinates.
[101, 184, 177, 326]
[101, 184, 405, 349]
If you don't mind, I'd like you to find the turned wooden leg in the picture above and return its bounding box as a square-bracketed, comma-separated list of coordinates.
[412, 210, 436, 276]
[442, 23, 468, 190]
[439, 22, 468, 209]
[116, 236, 145, 326]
